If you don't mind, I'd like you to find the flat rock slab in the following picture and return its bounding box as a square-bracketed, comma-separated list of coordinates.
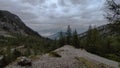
[6, 45, 119, 68]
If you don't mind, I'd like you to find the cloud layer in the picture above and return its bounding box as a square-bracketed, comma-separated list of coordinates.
[0, 0, 107, 36]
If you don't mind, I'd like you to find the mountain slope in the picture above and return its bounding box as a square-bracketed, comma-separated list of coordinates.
[0, 10, 55, 68]
[79, 24, 112, 38]
[0, 10, 40, 37]
[6, 45, 119, 68]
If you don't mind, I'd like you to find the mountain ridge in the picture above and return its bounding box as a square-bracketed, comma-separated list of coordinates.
[0, 10, 40, 37]
[48, 24, 113, 39]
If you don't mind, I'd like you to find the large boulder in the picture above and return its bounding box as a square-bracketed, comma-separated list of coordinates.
[17, 57, 32, 67]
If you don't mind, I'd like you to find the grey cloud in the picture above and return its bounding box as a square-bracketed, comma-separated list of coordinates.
[70, 0, 82, 4]
[51, 3, 57, 8]
[21, 0, 46, 5]
[0, 0, 107, 36]
[59, 0, 66, 6]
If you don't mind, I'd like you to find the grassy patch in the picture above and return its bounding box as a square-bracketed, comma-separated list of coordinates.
[119, 63, 120, 68]
[49, 52, 61, 57]
[74, 57, 112, 68]
[75, 57, 98, 68]
[29, 55, 40, 60]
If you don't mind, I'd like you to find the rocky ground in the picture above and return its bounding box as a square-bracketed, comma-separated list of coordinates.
[6, 45, 119, 68]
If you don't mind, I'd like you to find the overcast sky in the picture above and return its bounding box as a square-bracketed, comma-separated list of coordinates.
[0, 0, 108, 36]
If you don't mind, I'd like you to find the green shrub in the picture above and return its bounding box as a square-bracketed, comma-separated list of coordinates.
[106, 54, 120, 62]
[119, 63, 120, 68]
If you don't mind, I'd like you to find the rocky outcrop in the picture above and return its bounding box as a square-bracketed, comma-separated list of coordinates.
[6, 45, 119, 68]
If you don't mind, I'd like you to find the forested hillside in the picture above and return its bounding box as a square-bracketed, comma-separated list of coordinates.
[0, 10, 59, 68]
[57, 0, 120, 62]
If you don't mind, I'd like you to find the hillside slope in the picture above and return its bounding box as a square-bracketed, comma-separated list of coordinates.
[0, 10, 40, 37]
[6, 45, 119, 68]
[0, 10, 54, 68]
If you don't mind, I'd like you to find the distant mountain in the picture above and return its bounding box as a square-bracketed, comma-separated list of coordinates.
[48, 24, 113, 39]
[48, 32, 66, 40]
[79, 24, 110, 37]
[79, 24, 115, 38]
[0, 10, 40, 37]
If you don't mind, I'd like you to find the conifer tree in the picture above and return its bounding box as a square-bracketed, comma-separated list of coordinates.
[86, 26, 102, 53]
[86, 25, 93, 49]
[13, 49, 21, 58]
[66, 25, 72, 45]
[105, 0, 120, 34]
[72, 29, 80, 48]
[59, 31, 65, 46]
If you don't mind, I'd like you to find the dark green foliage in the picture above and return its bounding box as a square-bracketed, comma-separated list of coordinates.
[72, 29, 80, 48]
[80, 26, 120, 62]
[59, 31, 65, 46]
[66, 25, 72, 45]
[0, 33, 59, 67]
[108, 22, 120, 35]
[58, 26, 80, 48]
[57, 24, 120, 62]
[0, 55, 7, 68]
[0, 47, 22, 68]
[85, 26, 102, 54]
[24, 47, 31, 57]
[107, 54, 120, 62]
[99, 0, 120, 61]
[13, 49, 22, 57]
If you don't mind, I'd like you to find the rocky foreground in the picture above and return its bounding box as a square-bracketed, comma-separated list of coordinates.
[6, 45, 119, 68]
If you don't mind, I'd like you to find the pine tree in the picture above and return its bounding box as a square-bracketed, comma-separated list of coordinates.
[106, 0, 120, 23]
[86, 26, 102, 54]
[59, 31, 65, 46]
[13, 49, 21, 58]
[86, 25, 93, 49]
[24, 47, 31, 57]
[66, 25, 72, 45]
[72, 29, 80, 48]
[105, 0, 120, 34]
